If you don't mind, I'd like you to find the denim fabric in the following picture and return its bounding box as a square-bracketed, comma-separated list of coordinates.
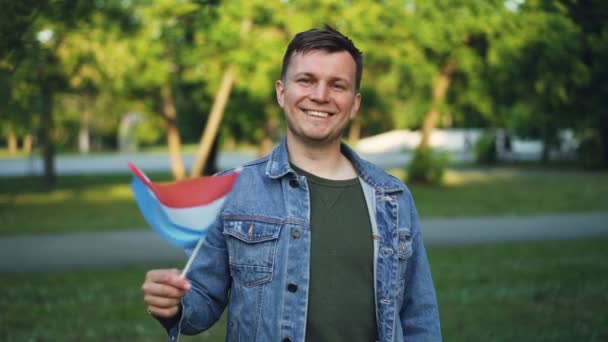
[165, 138, 441, 342]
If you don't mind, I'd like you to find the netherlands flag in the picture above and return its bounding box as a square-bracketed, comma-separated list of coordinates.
[129, 163, 240, 249]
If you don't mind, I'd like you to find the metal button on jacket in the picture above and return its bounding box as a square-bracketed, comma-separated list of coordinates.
[291, 229, 301, 238]
[287, 283, 298, 292]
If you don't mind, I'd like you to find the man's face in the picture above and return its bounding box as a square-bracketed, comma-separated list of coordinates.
[276, 50, 361, 148]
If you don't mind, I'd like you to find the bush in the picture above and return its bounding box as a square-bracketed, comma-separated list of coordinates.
[407, 147, 449, 185]
[474, 134, 496, 165]
[578, 131, 606, 169]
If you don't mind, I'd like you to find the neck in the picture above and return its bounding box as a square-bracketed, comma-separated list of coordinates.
[286, 135, 357, 180]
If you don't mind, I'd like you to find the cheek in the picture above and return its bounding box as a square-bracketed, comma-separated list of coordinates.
[340, 100, 356, 115]
[277, 91, 287, 108]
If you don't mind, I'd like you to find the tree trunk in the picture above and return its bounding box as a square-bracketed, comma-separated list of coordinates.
[191, 19, 252, 177]
[7, 130, 17, 155]
[40, 82, 56, 184]
[258, 116, 279, 157]
[78, 108, 90, 154]
[419, 61, 457, 149]
[541, 127, 551, 163]
[204, 136, 219, 175]
[600, 110, 608, 168]
[23, 134, 33, 154]
[161, 83, 186, 180]
[191, 66, 235, 177]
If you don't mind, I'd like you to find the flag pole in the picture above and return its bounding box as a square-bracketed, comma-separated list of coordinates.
[180, 236, 206, 278]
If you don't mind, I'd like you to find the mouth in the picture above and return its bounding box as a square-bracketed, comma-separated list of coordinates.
[303, 109, 334, 118]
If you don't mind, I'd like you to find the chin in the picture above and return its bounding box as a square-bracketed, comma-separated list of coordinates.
[306, 135, 342, 145]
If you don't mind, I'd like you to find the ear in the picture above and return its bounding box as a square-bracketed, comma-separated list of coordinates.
[349, 92, 362, 120]
[275, 80, 285, 108]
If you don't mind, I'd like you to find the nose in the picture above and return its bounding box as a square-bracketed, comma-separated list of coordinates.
[309, 83, 329, 102]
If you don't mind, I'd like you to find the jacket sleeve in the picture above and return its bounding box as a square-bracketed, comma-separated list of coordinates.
[399, 191, 442, 341]
[164, 214, 231, 339]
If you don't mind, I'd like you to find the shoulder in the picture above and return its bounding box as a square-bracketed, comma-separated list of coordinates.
[216, 155, 278, 196]
[356, 156, 410, 193]
[216, 155, 270, 177]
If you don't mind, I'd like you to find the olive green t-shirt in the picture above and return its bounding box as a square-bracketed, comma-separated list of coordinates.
[291, 165, 377, 342]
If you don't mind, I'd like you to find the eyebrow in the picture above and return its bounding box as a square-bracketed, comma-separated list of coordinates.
[292, 72, 352, 86]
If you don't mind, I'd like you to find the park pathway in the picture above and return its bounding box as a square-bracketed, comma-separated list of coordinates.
[1, 212, 606, 273]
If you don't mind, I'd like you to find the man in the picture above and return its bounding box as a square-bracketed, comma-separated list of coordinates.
[142, 25, 441, 342]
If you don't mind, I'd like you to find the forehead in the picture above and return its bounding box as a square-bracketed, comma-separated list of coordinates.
[286, 50, 357, 81]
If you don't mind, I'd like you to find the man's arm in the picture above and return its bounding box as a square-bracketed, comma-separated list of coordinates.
[142, 215, 231, 337]
[178, 218, 231, 334]
[399, 193, 442, 341]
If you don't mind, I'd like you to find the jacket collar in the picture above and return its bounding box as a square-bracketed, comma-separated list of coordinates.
[265, 137, 294, 180]
[265, 137, 404, 193]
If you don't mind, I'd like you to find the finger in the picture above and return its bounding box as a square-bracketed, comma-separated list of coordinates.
[141, 281, 187, 298]
[145, 269, 191, 290]
[145, 268, 180, 281]
[144, 294, 181, 308]
[147, 305, 180, 318]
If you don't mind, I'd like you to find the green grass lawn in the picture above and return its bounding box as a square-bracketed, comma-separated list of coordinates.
[0, 173, 150, 236]
[431, 239, 608, 341]
[410, 168, 608, 217]
[1, 238, 606, 341]
[1, 167, 607, 236]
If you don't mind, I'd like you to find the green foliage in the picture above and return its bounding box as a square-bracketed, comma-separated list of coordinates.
[407, 147, 449, 185]
[474, 133, 497, 165]
[1, 0, 607, 168]
[578, 129, 606, 169]
[487, 0, 608, 166]
[135, 116, 165, 147]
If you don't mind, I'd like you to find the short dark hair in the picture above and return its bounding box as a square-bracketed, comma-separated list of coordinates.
[280, 25, 363, 91]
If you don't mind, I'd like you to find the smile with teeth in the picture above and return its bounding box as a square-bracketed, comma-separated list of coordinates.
[304, 109, 332, 118]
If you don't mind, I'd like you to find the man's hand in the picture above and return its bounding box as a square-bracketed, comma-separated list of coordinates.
[142, 269, 191, 318]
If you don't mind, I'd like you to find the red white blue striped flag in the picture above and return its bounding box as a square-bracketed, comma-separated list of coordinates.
[129, 163, 240, 249]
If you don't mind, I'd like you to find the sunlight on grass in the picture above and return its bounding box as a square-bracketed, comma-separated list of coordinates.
[1, 185, 134, 204]
[0, 175, 146, 235]
[4, 190, 76, 204]
[1, 168, 607, 235]
[442, 169, 517, 185]
[391, 167, 541, 186]
[0, 149, 31, 159]
[81, 185, 134, 202]
[389, 167, 608, 217]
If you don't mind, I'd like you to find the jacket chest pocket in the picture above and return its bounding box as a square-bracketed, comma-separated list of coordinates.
[223, 220, 282, 287]
[396, 228, 414, 296]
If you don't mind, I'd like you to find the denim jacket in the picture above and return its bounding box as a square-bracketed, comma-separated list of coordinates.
[165, 139, 441, 342]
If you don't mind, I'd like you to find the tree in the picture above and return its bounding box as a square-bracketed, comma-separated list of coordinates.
[485, 2, 588, 162]
[560, 0, 608, 167]
[1, 0, 135, 183]
[190, 19, 252, 177]
[389, 0, 507, 182]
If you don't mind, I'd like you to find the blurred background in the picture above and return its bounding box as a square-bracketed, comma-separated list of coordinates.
[1, 0, 607, 341]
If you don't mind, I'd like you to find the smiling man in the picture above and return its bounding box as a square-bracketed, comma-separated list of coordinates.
[142, 25, 442, 342]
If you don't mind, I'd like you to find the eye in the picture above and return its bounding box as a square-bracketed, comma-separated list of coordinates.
[333, 83, 347, 91]
[297, 78, 312, 85]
